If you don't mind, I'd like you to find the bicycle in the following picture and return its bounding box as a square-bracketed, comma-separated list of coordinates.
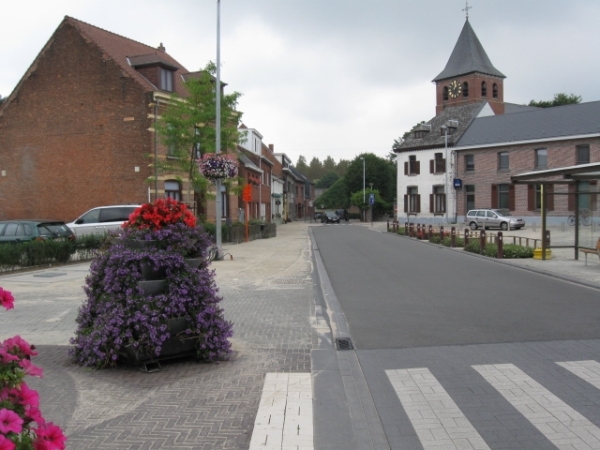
[567, 209, 592, 226]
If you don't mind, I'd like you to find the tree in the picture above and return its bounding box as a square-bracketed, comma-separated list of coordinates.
[528, 93, 581, 108]
[295, 156, 309, 176]
[343, 153, 395, 205]
[323, 156, 336, 173]
[350, 188, 388, 219]
[314, 178, 348, 210]
[315, 172, 339, 189]
[156, 61, 243, 212]
[306, 157, 324, 181]
[335, 159, 350, 177]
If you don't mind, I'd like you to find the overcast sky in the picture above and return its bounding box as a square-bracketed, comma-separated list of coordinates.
[2, 0, 599, 165]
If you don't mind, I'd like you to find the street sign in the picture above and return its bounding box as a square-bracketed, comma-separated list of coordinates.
[369, 193, 375, 205]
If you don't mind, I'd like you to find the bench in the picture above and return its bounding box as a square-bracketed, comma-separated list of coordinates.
[580, 238, 600, 266]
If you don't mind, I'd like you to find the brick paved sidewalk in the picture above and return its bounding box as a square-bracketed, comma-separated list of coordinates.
[0, 221, 321, 449]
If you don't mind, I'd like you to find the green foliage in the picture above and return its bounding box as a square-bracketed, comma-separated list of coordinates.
[528, 93, 582, 108]
[502, 244, 534, 258]
[344, 153, 395, 205]
[314, 178, 348, 209]
[0, 240, 76, 267]
[155, 61, 243, 200]
[316, 172, 340, 189]
[295, 156, 309, 175]
[349, 189, 388, 217]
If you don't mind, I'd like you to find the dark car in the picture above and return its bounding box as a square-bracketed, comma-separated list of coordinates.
[321, 211, 340, 224]
[0, 220, 76, 243]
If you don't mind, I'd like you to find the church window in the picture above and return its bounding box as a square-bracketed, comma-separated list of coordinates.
[443, 86, 449, 101]
[462, 82, 469, 98]
[493, 83, 498, 98]
[481, 81, 487, 96]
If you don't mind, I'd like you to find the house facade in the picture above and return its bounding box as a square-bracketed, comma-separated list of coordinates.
[0, 16, 239, 224]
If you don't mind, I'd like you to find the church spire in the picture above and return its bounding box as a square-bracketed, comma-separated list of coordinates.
[432, 19, 505, 82]
[463, 1, 471, 20]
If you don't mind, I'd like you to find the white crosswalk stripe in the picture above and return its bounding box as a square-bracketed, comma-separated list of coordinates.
[557, 360, 600, 390]
[249, 372, 314, 450]
[386, 368, 491, 450]
[474, 363, 600, 450]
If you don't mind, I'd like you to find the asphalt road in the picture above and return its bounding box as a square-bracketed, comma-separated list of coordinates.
[312, 224, 600, 349]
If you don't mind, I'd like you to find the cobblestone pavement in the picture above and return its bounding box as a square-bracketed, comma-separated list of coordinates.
[0, 221, 322, 450]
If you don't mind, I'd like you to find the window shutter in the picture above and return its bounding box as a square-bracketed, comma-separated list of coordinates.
[430, 194, 434, 213]
[491, 185, 498, 208]
[509, 184, 515, 211]
[430, 160, 434, 174]
[527, 185, 534, 211]
[403, 195, 408, 213]
[591, 181, 598, 211]
[568, 183, 575, 211]
[417, 195, 421, 213]
[416, 161, 421, 175]
[546, 184, 554, 211]
[404, 162, 408, 175]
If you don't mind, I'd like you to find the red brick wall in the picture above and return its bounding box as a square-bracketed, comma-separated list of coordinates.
[436, 74, 504, 115]
[456, 138, 600, 217]
[0, 22, 153, 222]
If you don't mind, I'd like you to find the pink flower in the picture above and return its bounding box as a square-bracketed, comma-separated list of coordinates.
[2, 336, 37, 358]
[15, 382, 41, 408]
[25, 405, 45, 424]
[19, 359, 44, 378]
[0, 408, 23, 434]
[0, 347, 20, 364]
[0, 288, 14, 310]
[0, 435, 16, 450]
[34, 422, 67, 450]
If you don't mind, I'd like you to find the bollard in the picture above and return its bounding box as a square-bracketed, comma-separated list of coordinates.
[422, 224, 427, 239]
[451, 227, 456, 247]
[405, 222, 408, 235]
[497, 231, 503, 259]
[440, 226, 444, 241]
[479, 229, 486, 255]
[464, 229, 469, 247]
[429, 225, 433, 240]
[409, 223, 414, 238]
[387, 220, 390, 231]
[416, 224, 421, 239]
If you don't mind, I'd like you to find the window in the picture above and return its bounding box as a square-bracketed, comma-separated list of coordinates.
[431, 185, 446, 214]
[160, 67, 174, 92]
[165, 180, 181, 201]
[498, 152, 509, 170]
[492, 83, 498, 98]
[577, 145, 590, 165]
[404, 186, 420, 213]
[481, 81, 487, 97]
[498, 184, 510, 209]
[528, 184, 554, 211]
[462, 82, 469, 97]
[404, 155, 420, 175]
[464, 154, 474, 172]
[166, 124, 176, 157]
[430, 153, 445, 173]
[443, 86, 449, 101]
[535, 148, 548, 169]
[465, 185, 475, 211]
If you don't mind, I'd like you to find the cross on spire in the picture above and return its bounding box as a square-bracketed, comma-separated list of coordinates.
[463, 0, 472, 19]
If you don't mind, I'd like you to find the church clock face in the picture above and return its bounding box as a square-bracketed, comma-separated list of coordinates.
[448, 80, 462, 98]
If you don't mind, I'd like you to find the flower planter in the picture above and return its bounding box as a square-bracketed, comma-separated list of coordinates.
[140, 260, 167, 280]
[185, 257, 203, 269]
[119, 317, 198, 371]
[137, 279, 166, 295]
[123, 239, 158, 250]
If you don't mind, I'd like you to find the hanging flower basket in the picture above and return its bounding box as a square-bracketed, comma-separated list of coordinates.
[198, 153, 238, 180]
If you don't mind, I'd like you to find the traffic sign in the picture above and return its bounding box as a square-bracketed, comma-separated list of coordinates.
[369, 193, 375, 205]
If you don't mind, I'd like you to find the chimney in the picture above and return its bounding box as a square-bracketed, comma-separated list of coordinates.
[268, 144, 274, 152]
[158, 43, 166, 52]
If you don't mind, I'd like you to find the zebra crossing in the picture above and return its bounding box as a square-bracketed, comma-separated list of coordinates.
[387, 360, 600, 450]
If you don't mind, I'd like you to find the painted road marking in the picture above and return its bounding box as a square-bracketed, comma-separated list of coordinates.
[557, 360, 600, 391]
[474, 363, 600, 450]
[249, 372, 313, 450]
[386, 367, 491, 450]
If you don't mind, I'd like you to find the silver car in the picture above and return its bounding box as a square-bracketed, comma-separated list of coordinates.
[466, 209, 525, 231]
[67, 205, 141, 237]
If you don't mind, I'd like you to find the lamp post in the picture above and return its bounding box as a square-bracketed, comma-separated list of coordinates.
[361, 157, 365, 222]
[441, 125, 449, 223]
[215, 0, 223, 259]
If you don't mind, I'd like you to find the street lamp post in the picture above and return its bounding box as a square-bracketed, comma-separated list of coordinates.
[215, 0, 223, 259]
[361, 157, 365, 222]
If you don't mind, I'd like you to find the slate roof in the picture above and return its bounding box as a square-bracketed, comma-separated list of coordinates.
[456, 100, 600, 147]
[433, 19, 505, 82]
[394, 101, 488, 152]
[65, 16, 190, 95]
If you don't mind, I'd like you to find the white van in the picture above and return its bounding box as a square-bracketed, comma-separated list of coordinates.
[67, 205, 141, 237]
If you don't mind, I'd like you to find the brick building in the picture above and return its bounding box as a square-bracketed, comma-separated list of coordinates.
[394, 17, 600, 226]
[0, 16, 239, 223]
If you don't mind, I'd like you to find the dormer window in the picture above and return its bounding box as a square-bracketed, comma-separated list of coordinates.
[160, 67, 174, 92]
[413, 123, 431, 139]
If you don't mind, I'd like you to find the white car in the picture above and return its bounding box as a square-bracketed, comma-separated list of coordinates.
[67, 205, 141, 237]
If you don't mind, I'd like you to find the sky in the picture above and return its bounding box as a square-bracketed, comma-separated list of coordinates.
[2, 0, 599, 166]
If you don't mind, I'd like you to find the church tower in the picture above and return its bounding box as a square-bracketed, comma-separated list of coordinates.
[433, 18, 506, 115]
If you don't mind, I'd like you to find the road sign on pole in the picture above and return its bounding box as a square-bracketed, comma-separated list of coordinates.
[369, 193, 375, 205]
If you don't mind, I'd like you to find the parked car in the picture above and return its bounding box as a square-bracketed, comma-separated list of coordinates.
[0, 220, 75, 243]
[67, 205, 141, 237]
[321, 211, 340, 224]
[314, 212, 325, 222]
[466, 209, 525, 231]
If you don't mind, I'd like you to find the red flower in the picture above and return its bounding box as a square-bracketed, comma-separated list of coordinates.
[122, 198, 196, 231]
